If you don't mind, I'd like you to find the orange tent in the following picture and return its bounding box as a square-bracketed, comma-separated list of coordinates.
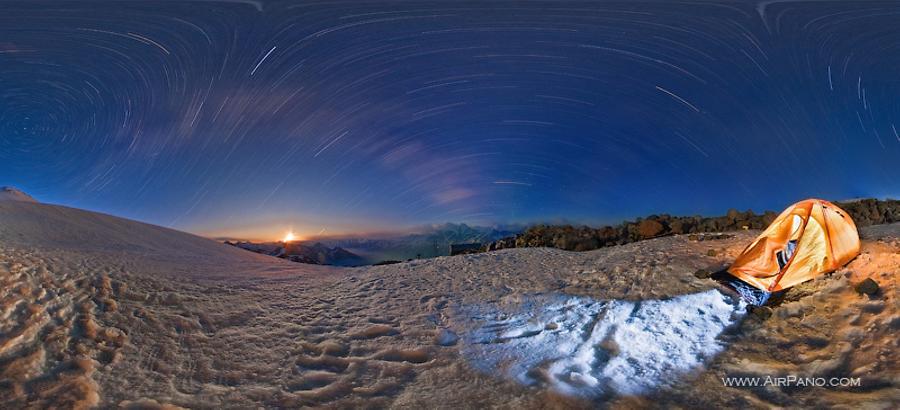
[728, 199, 860, 292]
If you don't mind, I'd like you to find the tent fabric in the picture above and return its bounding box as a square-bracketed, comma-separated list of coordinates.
[728, 199, 860, 292]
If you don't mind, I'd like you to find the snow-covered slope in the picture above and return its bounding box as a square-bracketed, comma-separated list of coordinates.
[0, 186, 37, 203]
[1, 195, 896, 409]
[0, 199, 264, 262]
[465, 290, 746, 397]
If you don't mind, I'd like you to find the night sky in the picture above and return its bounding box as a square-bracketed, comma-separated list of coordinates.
[2, 1, 898, 240]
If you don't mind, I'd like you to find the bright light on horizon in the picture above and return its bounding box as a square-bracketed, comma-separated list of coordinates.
[283, 231, 297, 242]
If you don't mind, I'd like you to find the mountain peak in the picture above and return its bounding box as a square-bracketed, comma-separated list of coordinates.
[0, 186, 38, 203]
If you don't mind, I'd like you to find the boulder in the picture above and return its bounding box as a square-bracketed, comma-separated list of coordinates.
[855, 278, 879, 296]
[726, 208, 740, 222]
[636, 219, 665, 238]
[750, 306, 773, 320]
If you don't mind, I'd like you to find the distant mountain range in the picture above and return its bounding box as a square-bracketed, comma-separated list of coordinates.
[224, 223, 520, 266]
[306, 223, 522, 264]
[225, 241, 366, 266]
[221, 199, 900, 266]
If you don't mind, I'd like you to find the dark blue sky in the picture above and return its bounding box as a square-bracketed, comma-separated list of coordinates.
[1, 1, 898, 240]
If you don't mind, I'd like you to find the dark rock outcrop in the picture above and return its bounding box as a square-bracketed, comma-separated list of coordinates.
[449, 243, 482, 256]
[481, 198, 898, 253]
[834, 199, 900, 227]
[854, 278, 880, 296]
[636, 219, 665, 238]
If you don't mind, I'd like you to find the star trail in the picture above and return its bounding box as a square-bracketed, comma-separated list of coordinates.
[1, 1, 898, 240]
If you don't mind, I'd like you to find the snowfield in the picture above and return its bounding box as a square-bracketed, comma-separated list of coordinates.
[464, 290, 746, 397]
[1, 198, 897, 408]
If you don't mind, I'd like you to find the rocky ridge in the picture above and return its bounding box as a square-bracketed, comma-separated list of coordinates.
[484, 199, 899, 253]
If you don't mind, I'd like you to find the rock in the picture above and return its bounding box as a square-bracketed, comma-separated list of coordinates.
[836, 198, 900, 227]
[855, 278, 879, 296]
[726, 208, 740, 222]
[636, 219, 665, 238]
[478, 199, 899, 256]
[803, 335, 829, 348]
[434, 329, 459, 346]
[862, 301, 885, 314]
[707, 249, 717, 257]
[750, 306, 773, 320]
[888, 315, 900, 330]
[693, 269, 711, 279]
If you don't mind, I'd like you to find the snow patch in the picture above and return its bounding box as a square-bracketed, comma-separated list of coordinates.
[463, 289, 745, 397]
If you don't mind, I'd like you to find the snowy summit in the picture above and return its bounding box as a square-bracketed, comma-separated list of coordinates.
[0, 186, 37, 203]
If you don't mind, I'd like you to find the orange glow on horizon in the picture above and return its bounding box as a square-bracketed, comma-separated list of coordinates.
[194, 218, 395, 244]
